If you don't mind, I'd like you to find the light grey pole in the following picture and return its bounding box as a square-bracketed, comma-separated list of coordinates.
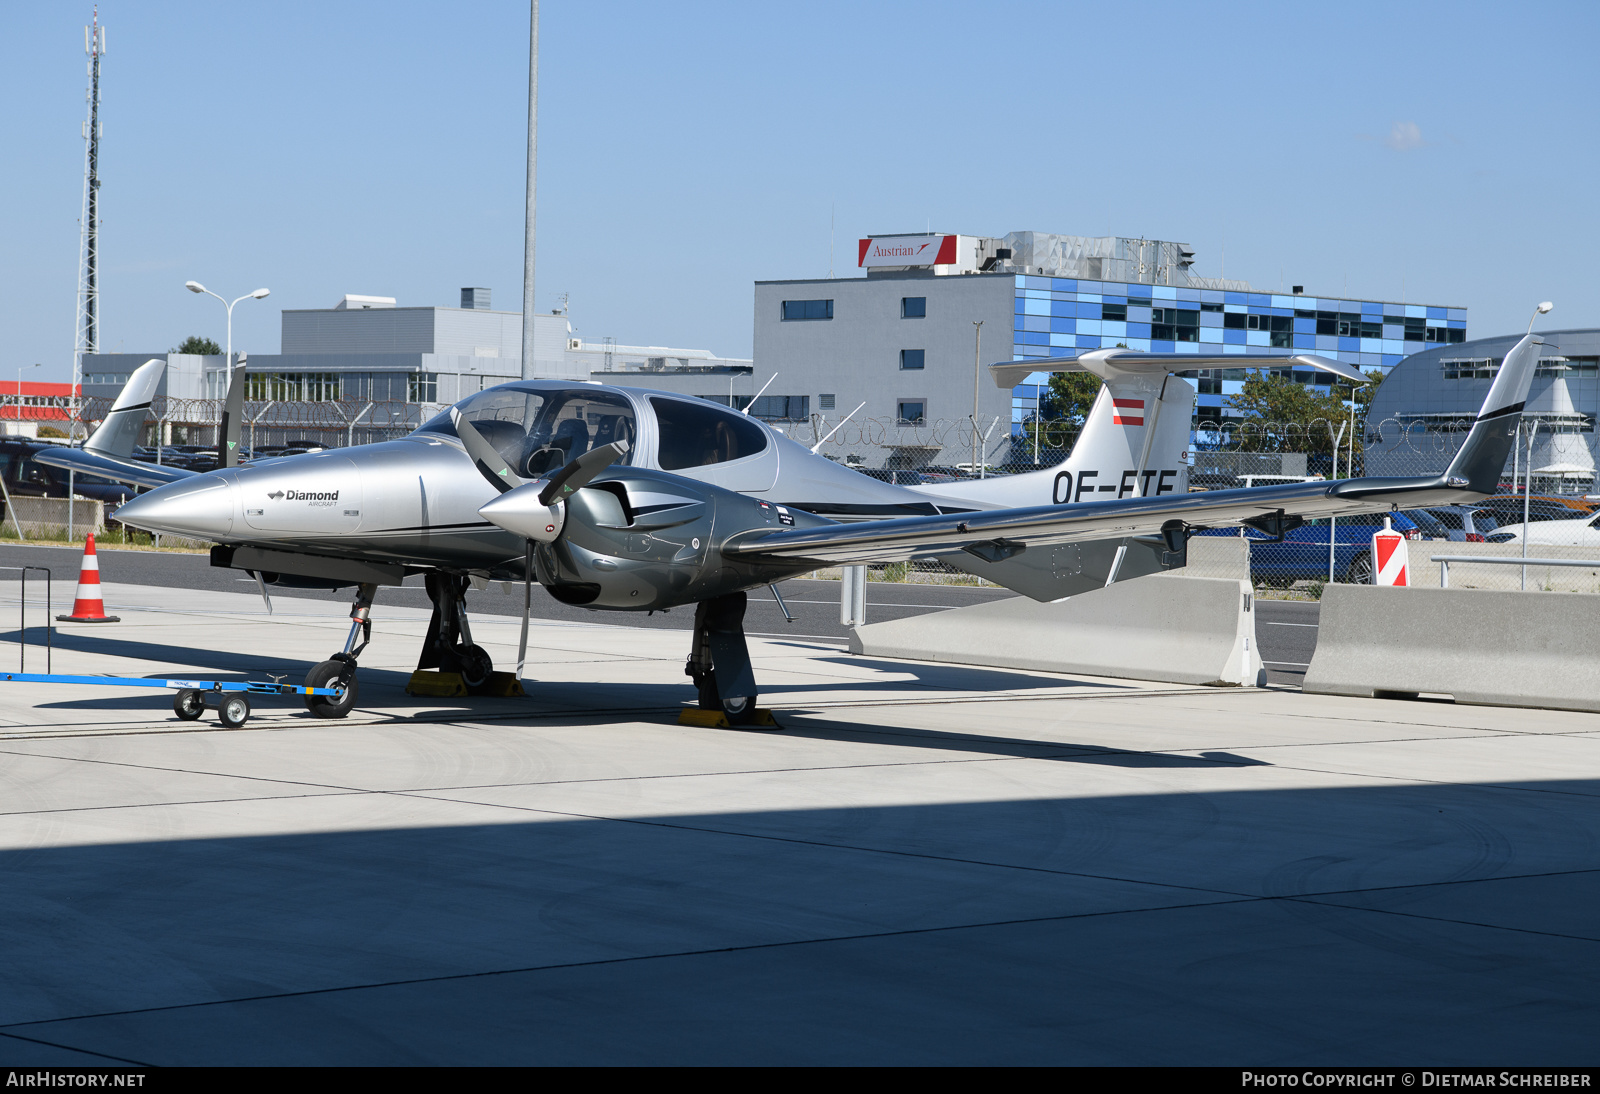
[1522, 420, 1540, 590]
[971, 321, 983, 475]
[1033, 378, 1041, 465]
[520, 1, 539, 379]
[1327, 420, 1346, 582]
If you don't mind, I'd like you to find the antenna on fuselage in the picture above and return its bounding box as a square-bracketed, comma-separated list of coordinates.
[741, 372, 778, 416]
[812, 401, 866, 454]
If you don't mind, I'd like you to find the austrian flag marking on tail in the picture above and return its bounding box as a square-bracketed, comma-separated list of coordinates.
[1112, 398, 1144, 426]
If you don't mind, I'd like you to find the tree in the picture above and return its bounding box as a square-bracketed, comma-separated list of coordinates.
[1225, 372, 1357, 454]
[171, 336, 221, 356]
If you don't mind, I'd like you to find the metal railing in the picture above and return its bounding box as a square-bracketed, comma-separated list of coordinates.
[1434, 554, 1600, 591]
[0, 567, 52, 673]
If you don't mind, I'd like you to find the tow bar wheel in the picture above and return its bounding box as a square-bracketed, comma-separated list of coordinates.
[173, 689, 205, 721]
[218, 694, 251, 729]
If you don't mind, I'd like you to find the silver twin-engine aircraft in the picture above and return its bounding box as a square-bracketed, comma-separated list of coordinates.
[39, 322, 1546, 723]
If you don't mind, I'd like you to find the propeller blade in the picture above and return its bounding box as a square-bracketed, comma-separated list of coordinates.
[537, 439, 630, 506]
[452, 409, 526, 494]
[516, 541, 531, 681]
[218, 360, 249, 469]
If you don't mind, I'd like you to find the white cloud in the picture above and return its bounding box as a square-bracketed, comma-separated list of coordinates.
[1386, 121, 1424, 151]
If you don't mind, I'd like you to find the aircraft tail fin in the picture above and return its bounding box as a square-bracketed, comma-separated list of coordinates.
[917, 348, 1364, 509]
[85, 358, 163, 458]
[1444, 333, 1543, 493]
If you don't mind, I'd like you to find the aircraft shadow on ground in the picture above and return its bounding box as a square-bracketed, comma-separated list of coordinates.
[0, 780, 1594, 1065]
[757, 713, 1269, 768]
[8, 631, 1130, 723]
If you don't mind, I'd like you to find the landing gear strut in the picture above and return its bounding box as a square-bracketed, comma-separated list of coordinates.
[685, 592, 760, 724]
[418, 572, 494, 689]
[304, 582, 375, 718]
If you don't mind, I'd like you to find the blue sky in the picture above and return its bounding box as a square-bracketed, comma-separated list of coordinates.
[1, 1, 1595, 380]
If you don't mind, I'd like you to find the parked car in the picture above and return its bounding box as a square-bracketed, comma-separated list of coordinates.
[1196, 510, 1423, 584]
[1411, 505, 1502, 543]
[1492, 510, 1600, 549]
[0, 438, 136, 506]
[1479, 494, 1594, 526]
[853, 467, 930, 486]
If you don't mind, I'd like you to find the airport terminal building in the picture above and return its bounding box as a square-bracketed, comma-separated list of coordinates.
[754, 231, 1466, 467]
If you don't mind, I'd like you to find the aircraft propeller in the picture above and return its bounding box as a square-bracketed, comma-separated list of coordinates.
[452, 409, 631, 677]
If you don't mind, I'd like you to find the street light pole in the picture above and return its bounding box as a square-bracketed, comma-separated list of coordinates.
[15, 364, 40, 435]
[186, 281, 269, 450]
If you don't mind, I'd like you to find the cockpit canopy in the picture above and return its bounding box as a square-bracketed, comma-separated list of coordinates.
[416, 382, 773, 476]
[416, 385, 637, 477]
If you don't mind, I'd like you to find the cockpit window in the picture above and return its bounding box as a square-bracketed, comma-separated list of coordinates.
[651, 397, 769, 471]
[416, 386, 636, 477]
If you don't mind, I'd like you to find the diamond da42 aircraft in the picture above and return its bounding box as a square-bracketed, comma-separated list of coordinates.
[39, 327, 1545, 723]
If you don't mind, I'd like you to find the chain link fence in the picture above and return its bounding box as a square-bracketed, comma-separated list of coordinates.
[76, 396, 424, 453]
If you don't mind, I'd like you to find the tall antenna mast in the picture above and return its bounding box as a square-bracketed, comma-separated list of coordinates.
[73, 7, 106, 442]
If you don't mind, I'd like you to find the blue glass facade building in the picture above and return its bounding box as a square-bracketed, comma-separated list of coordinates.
[1009, 276, 1467, 426]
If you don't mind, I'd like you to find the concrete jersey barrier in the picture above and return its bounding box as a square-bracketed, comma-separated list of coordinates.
[1303, 583, 1600, 713]
[848, 573, 1264, 687]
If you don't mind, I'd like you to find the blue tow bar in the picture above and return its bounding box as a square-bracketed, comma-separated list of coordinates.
[0, 672, 346, 729]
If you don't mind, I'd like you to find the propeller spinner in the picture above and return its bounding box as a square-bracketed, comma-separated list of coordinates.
[454, 410, 630, 680]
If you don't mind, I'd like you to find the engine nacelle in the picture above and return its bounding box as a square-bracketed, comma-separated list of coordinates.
[495, 468, 833, 611]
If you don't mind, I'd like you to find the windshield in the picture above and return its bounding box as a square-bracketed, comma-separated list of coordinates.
[416, 385, 637, 477]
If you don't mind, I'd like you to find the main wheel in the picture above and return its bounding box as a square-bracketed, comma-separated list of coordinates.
[720, 692, 760, 725]
[218, 694, 251, 729]
[455, 643, 493, 689]
[173, 689, 204, 721]
[304, 659, 358, 718]
[1343, 551, 1373, 585]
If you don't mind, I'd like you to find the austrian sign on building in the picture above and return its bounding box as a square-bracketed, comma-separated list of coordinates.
[858, 234, 960, 268]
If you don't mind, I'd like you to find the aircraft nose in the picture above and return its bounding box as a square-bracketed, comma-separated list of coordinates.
[114, 476, 235, 538]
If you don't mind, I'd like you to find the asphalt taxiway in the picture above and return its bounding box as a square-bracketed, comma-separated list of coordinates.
[0, 572, 1591, 1065]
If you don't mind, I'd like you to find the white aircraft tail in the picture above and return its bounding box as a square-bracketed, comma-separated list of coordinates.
[85, 358, 163, 458]
[915, 349, 1368, 510]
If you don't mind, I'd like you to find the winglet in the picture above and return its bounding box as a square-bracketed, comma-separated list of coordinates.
[85, 358, 163, 457]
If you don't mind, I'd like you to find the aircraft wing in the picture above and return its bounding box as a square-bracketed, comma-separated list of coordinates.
[729, 328, 1546, 575]
[722, 473, 1463, 568]
[33, 447, 198, 489]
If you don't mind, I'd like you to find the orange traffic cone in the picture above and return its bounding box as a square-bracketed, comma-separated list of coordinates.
[56, 533, 120, 623]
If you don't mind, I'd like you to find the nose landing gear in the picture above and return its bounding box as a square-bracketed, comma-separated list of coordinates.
[304, 582, 375, 718]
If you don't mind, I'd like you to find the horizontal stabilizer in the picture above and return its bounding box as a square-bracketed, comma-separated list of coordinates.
[990, 349, 1368, 389]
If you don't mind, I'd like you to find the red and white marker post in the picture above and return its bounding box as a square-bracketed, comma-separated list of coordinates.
[56, 533, 121, 623]
[1371, 516, 1409, 586]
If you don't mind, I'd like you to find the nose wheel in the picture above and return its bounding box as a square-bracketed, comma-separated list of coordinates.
[303, 583, 377, 719]
[304, 655, 359, 718]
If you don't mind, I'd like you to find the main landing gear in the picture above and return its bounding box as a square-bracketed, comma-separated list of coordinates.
[416, 572, 495, 690]
[303, 581, 376, 718]
[685, 591, 762, 725]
